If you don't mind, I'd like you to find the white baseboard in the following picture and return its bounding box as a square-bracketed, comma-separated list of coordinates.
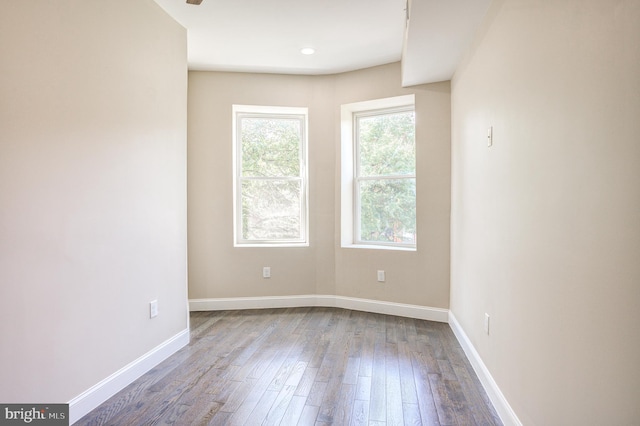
[189, 294, 449, 323]
[448, 312, 522, 426]
[68, 328, 190, 425]
[329, 295, 449, 322]
[189, 295, 318, 311]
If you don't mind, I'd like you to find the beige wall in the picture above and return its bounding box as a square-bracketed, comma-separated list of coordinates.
[188, 72, 335, 298]
[0, 0, 188, 403]
[451, 0, 640, 424]
[333, 66, 451, 307]
[188, 63, 451, 308]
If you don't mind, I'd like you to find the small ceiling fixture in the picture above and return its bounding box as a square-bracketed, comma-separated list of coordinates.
[300, 47, 316, 55]
[186, 0, 203, 5]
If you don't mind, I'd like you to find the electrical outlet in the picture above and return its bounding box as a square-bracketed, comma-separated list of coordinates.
[150, 300, 158, 318]
[377, 270, 385, 282]
[263, 267, 271, 279]
[484, 313, 490, 335]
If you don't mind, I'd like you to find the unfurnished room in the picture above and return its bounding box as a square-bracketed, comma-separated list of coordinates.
[0, 0, 638, 425]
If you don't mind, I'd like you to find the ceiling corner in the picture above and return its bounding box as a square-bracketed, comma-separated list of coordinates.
[401, 0, 492, 87]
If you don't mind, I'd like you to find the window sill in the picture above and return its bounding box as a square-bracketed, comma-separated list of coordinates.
[234, 243, 309, 248]
[341, 244, 416, 252]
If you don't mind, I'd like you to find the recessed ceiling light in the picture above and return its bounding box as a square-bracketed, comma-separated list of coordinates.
[300, 47, 315, 55]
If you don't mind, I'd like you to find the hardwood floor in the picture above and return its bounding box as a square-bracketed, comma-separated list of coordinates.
[77, 307, 501, 425]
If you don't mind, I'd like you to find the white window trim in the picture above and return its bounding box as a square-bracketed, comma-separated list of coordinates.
[340, 94, 416, 251]
[232, 104, 309, 247]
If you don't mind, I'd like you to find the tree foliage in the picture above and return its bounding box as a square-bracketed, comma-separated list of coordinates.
[237, 109, 416, 245]
[357, 110, 416, 244]
[239, 116, 303, 240]
[241, 117, 300, 177]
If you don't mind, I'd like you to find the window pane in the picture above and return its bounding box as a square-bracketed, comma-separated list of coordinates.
[241, 117, 301, 177]
[358, 111, 415, 177]
[358, 178, 416, 244]
[241, 179, 302, 240]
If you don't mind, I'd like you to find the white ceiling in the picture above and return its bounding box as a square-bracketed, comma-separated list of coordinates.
[154, 0, 491, 86]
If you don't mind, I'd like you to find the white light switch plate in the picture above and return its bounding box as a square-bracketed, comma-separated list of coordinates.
[150, 300, 158, 318]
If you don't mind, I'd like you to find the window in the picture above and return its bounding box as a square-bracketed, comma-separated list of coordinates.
[341, 95, 416, 250]
[233, 105, 308, 247]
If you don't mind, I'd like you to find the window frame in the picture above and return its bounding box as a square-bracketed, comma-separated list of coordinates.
[232, 104, 309, 247]
[340, 95, 416, 251]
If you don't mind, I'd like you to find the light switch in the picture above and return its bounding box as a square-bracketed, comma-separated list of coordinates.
[487, 126, 493, 147]
[150, 300, 158, 318]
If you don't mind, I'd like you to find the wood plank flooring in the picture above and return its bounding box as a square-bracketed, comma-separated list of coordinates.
[77, 307, 501, 425]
